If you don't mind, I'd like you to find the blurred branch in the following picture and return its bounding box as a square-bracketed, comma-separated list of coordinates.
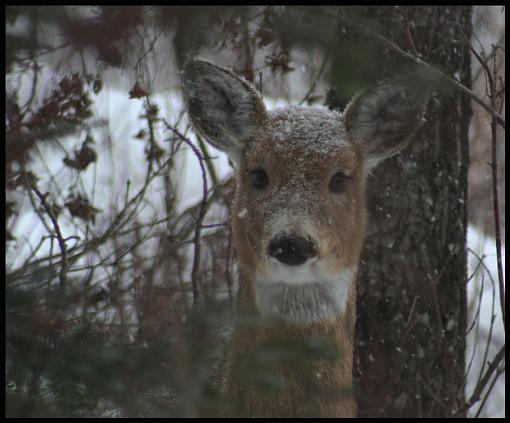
[296, 7, 506, 129]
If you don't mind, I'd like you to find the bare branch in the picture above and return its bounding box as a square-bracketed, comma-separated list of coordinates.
[31, 184, 69, 292]
[455, 345, 505, 417]
[471, 42, 506, 327]
[164, 119, 210, 305]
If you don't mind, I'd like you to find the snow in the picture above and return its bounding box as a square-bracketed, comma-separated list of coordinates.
[465, 225, 505, 418]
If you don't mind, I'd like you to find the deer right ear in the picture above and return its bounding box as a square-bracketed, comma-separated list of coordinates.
[183, 60, 266, 161]
[343, 74, 429, 175]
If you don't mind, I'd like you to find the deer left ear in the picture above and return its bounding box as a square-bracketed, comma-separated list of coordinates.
[343, 75, 429, 174]
[183, 60, 266, 163]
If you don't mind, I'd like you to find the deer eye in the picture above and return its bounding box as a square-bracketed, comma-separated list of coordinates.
[248, 169, 269, 190]
[329, 171, 351, 193]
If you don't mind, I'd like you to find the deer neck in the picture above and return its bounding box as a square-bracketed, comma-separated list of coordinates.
[226, 268, 357, 417]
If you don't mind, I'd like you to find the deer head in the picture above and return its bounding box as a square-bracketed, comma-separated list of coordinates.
[183, 60, 427, 326]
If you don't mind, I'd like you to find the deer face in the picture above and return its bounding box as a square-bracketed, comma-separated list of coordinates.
[184, 60, 427, 325]
[234, 107, 364, 278]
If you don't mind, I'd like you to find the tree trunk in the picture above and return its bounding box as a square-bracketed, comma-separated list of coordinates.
[351, 6, 472, 417]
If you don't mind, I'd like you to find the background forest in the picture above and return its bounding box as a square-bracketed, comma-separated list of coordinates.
[5, 5, 505, 417]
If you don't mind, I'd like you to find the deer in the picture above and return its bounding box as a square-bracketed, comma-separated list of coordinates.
[183, 60, 428, 417]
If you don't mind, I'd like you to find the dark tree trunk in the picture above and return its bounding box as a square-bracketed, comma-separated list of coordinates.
[349, 6, 472, 417]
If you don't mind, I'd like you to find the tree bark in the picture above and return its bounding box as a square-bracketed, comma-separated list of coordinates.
[350, 6, 472, 417]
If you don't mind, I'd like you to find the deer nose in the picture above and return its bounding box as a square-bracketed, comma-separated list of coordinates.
[268, 235, 317, 266]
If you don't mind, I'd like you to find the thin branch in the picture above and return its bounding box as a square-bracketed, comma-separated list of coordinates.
[31, 184, 68, 292]
[21, 60, 39, 115]
[164, 120, 209, 305]
[472, 32, 504, 83]
[470, 44, 506, 328]
[427, 251, 456, 411]
[299, 51, 329, 105]
[474, 363, 504, 418]
[487, 56, 505, 327]
[454, 345, 505, 417]
[200, 222, 228, 229]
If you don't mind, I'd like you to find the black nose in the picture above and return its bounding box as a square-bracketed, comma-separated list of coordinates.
[268, 235, 317, 266]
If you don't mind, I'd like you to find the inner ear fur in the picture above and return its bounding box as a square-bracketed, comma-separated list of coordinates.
[343, 74, 429, 172]
[183, 60, 266, 159]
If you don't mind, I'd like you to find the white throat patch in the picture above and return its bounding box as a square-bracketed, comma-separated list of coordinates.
[254, 267, 354, 325]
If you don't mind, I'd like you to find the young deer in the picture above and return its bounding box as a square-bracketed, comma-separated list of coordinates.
[183, 60, 427, 417]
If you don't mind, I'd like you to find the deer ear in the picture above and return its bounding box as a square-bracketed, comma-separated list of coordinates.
[183, 60, 266, 161]
[343, 75, 428, 174]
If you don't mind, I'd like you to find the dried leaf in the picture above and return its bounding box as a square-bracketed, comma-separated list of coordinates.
[93, 78, 103, 94]
[266, 52, 295, 74]
[63, 144, 97, 171]
[129, 81, 149, 99]
[6, 230, 15, 242]
[325, 88, 347, 112]
[50, 202, 62, 218]
[6, 201, 17, 219]
[65, 194, 101, 223]
[145, 143, 165, 161]
[13, 171, 39, 189]
[134, 129, 147, 140]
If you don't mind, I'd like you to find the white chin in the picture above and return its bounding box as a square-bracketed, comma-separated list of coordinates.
[254, 266, 354, 325]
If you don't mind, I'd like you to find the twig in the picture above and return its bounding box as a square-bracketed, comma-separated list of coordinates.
[463, 269, 485, 393]
[471, 44, 506, 327]
[226, 224, 234, 314]
[454, 345, 505, 417]
[164, 120, 209, 305]
[403, 10, 419, 56]
[31, 184, 68, 293]
[398, 295, 420, 351]
[427, 251, 456, 412]
[196, 134, 219, 186]
[472, 32, 504, 83]
[474, 362, 504, 417]
[21, 59, 39, 115]
[463, 247, 499, 401]
[200, 222, 228, 229]
[472, 253, 497, 410]
[487, 56, 505, 327]
[299, 51, 329, 105]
